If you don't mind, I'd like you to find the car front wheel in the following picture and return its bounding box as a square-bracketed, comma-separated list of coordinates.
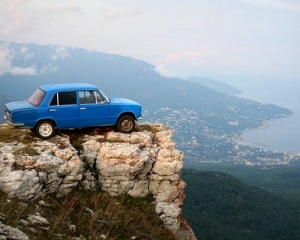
[35, 121, 56, 139]
[117, 116, 135, 133]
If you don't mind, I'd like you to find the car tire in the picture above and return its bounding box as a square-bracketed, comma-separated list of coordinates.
[35, 121, 56, 139]
[117, 116, 135, 133]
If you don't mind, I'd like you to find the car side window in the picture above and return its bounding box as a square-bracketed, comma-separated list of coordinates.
[79, 91, 105, 104]
[50, 91, 77, 106]
[50, 94, 58, 105]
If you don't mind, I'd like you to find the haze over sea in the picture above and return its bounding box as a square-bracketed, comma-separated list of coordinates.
[227, 79, 300, 153]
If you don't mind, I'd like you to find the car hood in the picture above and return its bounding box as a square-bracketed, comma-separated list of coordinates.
[110, 97, 141, 106]
[5, 101, 35, 112]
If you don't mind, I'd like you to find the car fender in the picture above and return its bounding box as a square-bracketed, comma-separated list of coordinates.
[34, 117, 58, 129]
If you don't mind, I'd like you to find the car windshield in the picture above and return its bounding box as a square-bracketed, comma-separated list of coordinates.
[28, 88, 46, 107]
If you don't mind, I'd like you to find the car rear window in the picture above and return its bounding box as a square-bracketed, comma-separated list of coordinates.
[28, 88, 46, 107]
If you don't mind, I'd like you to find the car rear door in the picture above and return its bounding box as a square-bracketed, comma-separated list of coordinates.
[48, 91, 79, 128]
[78, 90, 111, 127]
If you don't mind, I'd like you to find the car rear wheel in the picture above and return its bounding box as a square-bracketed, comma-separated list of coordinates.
[117, 116, 135, 133]
[35, 121, 55, 139]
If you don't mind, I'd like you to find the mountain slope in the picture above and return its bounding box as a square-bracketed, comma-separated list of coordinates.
[0, 41, 293, 166]
[0, 41, 292, 117]
[188, 76, 243, 95]
[182, 169, 300, 240]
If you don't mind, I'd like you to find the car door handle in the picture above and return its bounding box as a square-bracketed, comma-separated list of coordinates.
[50, 109, 56, 112]
[80, 108, 86, 110]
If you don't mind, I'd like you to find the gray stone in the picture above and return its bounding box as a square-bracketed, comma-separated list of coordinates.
[0, 220, 29, 240]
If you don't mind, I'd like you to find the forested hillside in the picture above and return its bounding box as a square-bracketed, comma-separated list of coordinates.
[182, 169, 300, 240]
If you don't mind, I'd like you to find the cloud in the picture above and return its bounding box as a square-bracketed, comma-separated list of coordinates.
[1, 1, 83, 39]
[47, 2, 83, 15]
[157, 51, 205, 64]
[0, 43, 36, 76]
[51, 46, 70, 61]
[154, 50, 206, 77]
[40, 64, 58, 74]
[183, 51, 204, 58]
[154, 64, 179, 78]
[0, 43, 14, 75]
[0, 1, 298, 81]
[104, 6, 141, 20]
[239, 0, 300, 12]
[4, 0, 24, 27]
[19, 45, 34, 60]
[2, 0, 34, 35]
[0, 42, 61, 76]
[10, 66, 36, 75]
[183, 51, 206, 66]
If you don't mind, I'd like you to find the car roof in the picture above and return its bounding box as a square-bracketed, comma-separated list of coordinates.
[39, 83, 98, 92]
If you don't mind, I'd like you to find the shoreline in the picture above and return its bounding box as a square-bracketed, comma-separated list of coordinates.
[236, 112, 300, 154]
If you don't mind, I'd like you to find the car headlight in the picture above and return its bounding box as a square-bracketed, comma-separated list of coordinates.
[5, 110, 12, 120]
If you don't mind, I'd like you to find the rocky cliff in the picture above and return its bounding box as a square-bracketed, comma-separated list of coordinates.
[0, 123, 195, 239]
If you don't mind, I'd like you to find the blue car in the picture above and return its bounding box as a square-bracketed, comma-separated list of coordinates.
[4, 83, 142, 139]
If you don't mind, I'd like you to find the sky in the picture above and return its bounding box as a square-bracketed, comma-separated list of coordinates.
[0, 0, 299, 84]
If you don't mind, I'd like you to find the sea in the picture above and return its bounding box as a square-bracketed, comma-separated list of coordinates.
[229, 79, 300, 153]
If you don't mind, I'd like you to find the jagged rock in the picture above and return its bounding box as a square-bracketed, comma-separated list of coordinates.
[27, 215, 49, 226]
[80, 171, 97, 190]
[0, 221, 29, 240]
[0, 135, 84, 199]
[0, 123, 195, 238]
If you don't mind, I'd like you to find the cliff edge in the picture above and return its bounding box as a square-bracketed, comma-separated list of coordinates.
[0, 123, 195, 239]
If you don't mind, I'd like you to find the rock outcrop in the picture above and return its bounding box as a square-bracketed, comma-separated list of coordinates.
[0, 123, 195, 239]
[0, 221, 30, 240]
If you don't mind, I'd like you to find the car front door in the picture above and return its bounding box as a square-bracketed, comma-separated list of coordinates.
[78, 90, 110, 127]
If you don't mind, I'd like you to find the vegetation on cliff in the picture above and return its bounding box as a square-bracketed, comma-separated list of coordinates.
[0, 189, 175, 239]
[182, 168, 300, 240]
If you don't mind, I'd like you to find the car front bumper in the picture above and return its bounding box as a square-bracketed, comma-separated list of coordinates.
[3, 115, 25, 127]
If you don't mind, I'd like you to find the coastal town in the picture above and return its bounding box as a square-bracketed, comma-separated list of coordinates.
[143, 107, 300, 167]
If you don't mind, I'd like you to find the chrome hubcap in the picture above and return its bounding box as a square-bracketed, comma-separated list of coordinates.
[121, 119, 133, 131]
[39, 123, 52, 137]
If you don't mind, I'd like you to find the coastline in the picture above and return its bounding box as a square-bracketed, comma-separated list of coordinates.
[237, 112, 300, 153]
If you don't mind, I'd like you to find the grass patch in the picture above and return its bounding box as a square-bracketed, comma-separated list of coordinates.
[136, 123, 161, 134]
[13, 145, 39, 156]
[0, 125, 39, 156]
[0, 189, 175, 240]
[0, 125, 35, 143]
